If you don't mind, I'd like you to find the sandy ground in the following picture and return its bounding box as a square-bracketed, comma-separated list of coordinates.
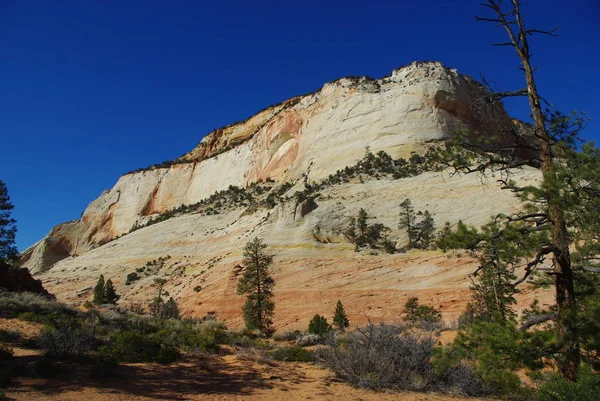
[4, 353, 486, 401]
[1, 318, 488, 401]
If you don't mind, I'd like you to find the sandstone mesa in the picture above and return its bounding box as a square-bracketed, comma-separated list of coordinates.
[20, 61, 549, 329]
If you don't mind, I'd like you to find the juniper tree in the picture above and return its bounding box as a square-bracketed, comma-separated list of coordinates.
[414, 210, 436, 249]
[93, 275, 106, 304]
[237, 237, 275, 337]
[308, 314, 332, 337]
[104, 279, 119, 304]
[333, 300, 350, 331]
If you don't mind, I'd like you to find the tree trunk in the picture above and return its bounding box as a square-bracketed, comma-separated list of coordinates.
[519, 21, 579, 381]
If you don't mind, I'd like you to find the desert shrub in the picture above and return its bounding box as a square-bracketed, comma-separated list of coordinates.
[295, 334, 321, 347]
[99, 331, 179, 364]
[319, 323, 483, 394]
[17, 311, 42, 322]
[536, 364, 600, 401]
[0, 291, 77, 319]
[227, 330, 272, 350]
[125, 272, 140, 285]
[268, 346, 317, 362]
[39, 316, 97, 358]
[273, 330, 302, 342]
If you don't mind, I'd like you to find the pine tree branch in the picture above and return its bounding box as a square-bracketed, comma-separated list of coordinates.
[519, 312, 557, 331]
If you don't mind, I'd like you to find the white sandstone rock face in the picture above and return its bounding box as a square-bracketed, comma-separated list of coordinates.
[22, 61, 546, 323]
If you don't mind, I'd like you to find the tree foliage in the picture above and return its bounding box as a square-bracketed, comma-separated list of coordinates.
[402, 297, 441, 324]
[0, 180, 18, 264]
[432, 0, 600, 382]
[333, 300, 350, 331]
[399, 199, 436, 249]
[308, 314, 332, 337]
[93, 275, 106, 304]
[346, 208, 392, 252]
[93, 275, 119, 305]
[237, 237, 275, 337]
[398, 199, 416, 248]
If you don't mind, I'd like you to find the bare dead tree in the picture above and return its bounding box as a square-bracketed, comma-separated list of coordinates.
[475, 0, 579, 380]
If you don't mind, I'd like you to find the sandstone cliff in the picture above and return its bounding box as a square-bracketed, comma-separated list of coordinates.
[22, 62, 548, 328]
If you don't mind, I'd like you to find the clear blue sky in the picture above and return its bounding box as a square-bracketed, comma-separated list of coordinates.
[1, 0, 598, 251]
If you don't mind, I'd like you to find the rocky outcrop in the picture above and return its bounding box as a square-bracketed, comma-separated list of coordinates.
[23, 62, 521, 275]
[21, 61, 548, 327]
[0, 262, 52, 297]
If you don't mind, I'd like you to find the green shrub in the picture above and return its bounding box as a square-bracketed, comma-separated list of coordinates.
[17, 311, 41, 322]
[268, 346, 317, 362]
[125, 272, 140, 285]
[99, 331, 180, 364]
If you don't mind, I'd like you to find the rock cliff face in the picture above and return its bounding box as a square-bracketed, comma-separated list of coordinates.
[22, 62, 548, 328]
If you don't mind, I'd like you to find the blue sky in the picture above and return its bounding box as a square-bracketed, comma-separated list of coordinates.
[1, 0, 598, 251]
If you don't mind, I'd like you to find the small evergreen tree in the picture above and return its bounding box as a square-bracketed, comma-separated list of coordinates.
[414, 210, 436, 248]
[93, 275, 106, 304]
[402, 297, 441, 324]
[399, 199, 416, 248]
[356, 208, 369, 247]
[237, 237, 275, 337]
[0, 180, 18, 264]
[149, 278, 168, 316]
[333, 300, 350, 331]
[104, 279, 119, 304]
[308, 314, 332, 337]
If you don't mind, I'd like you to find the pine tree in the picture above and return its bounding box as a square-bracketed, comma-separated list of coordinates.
[333, 300, 350, 331]
[0, 180, 18, 264]
[237, 237, 275, 337]
[398, 199, 416, 248]
[104, 279, 119, 304]
[308, 314, 332, 337]
[149, 278, 168, 316]
[402, 297, 441, 324]
[414, 210, 436, 249]
[93, 275, 106, 304]
[356, 208, 368, 247]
